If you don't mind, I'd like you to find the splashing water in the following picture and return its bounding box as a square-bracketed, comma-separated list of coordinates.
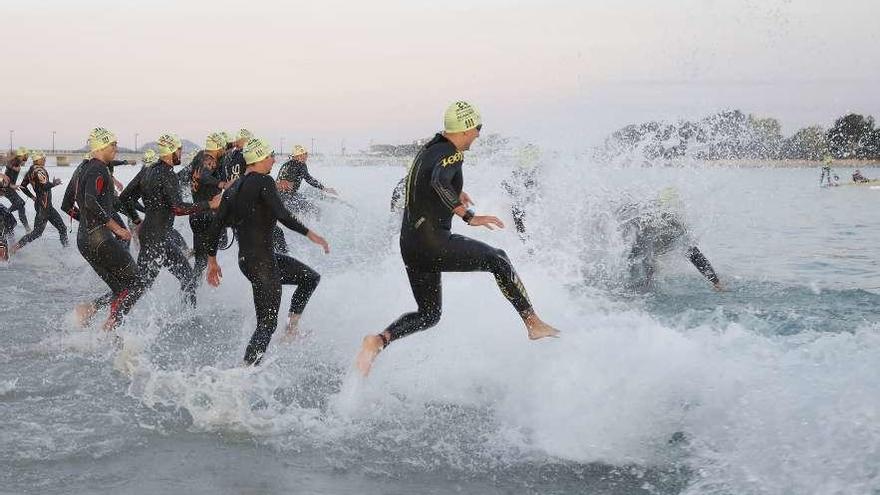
[2, 159, 879, 494]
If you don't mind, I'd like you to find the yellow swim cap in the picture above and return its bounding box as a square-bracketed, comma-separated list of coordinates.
[236, 128, 253, 142]
[658, 187, 681, 208]
[31, 151, 46, 163]
[444, 101, 482, 133]
[243, 137, 273, 165]
[14, 146, 29, 158]
[205, 132, 227, 152]
[291, 144, 307, 157]
[142, 149, 158, 166]
[157, 133, 183, 156]
[517, 144, 540, 169]
[88, 127, 117, 152]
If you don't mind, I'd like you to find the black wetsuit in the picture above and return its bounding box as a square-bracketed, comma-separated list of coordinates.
[277, 158, 324, 212]
[618, 203, 719, 290]
[220, 148, 247, 183]
[0, 203, 16, 254]
[384, 134, 532, 343]
[68, 159, 146, 323]
[390, 176, 406, 212]
[208, 172, 320, 365]
[120, 160, 208, 306]
[3, 159, 30, 229]
[501, 168, 538, 240]
[15, 166, 68, 248]
[188, 151, 225, 284]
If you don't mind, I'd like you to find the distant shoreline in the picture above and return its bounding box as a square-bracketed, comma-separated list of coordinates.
[696, 159, 880, 169]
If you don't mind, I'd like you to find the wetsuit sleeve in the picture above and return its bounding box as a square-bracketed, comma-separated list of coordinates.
[119, 168, 145, 215]
[429, 153, 463, 211]
[162, 169, 208, 215]
[107, 160, 126, 176]
[206, 189, 233, 257]
[82, 167, 113, 225]
[390, 177, 405, 211]
[177, 165, 192, 191]
[61, 170, 79, 219]
[115, 195, 141, 223]
[302, 164, 325, 190]
[19, 168, 35, 199]
[687, 246, 720, 285]
[277, 162, 292, 182]
[199, 166, 221, 190]
[262, 176, 308, 235]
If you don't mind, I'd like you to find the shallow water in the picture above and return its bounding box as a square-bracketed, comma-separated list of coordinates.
[1, 160, 879, 494]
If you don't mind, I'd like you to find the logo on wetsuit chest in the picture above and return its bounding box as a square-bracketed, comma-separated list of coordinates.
[440, 152, 463, 167]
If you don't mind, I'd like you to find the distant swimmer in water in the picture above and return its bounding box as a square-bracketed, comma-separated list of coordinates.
[617, 187, 722, 292]
[11, 152, 68, 253]
[819, 156, 838, 187]
[852, 169, 871, 183]
[500, 144, 541, 243]
[206, 137, 329, 366]
[355, 101, 560, 376]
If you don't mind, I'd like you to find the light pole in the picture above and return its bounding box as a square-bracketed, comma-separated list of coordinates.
[280, 137, 284, 155]
[52, 131, 56, 154]
[134, 133, 139, 152]
[8, 130, 13, 153]
[311, 137, 315, 155]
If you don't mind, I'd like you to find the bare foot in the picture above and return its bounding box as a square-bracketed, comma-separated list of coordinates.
[355, 335, 385, 376]
[74, 302, 97, 327]
[281, 313, 301, 342]
[102, 315, 118, 332]
[0, 245, 7, 262]
[524, 314, 561, 340]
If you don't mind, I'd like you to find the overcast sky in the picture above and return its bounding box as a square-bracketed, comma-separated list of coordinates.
[2, 0, 878, 152]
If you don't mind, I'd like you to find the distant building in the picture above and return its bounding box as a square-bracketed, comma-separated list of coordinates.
[368, 138, 430, 157]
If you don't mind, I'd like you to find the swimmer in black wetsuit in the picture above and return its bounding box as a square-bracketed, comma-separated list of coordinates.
[12, 152, 68, 252]
[500, 145, 541, 243]
[3, 147, 32, 231]
[220, 128, 251, 184]
[66, 128, 147, 331]
[0, 175, 18, 261]
[189, 132, 229, 284]
[355, 101, 560, 375]
[274, 144, 338, 253]
[617, 187, 722, 292]
[276, 144, 338, 215]
[206, 137, 329, 366]
[120, 133, 220, 306]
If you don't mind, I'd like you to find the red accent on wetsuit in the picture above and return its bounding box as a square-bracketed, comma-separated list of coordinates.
[109, 288, 129, 320]
[96, 176, 105, 194]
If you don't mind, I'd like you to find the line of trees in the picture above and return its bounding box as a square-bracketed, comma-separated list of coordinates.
[602, 110, 880, 161]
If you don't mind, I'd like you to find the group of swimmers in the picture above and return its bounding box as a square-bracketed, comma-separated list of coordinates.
[1, 100, 724, 375]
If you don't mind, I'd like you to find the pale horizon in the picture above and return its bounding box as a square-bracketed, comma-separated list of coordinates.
[2, 0, 879, 153]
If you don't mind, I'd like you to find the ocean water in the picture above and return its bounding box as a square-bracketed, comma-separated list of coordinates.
[1, 159, 879, 494]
